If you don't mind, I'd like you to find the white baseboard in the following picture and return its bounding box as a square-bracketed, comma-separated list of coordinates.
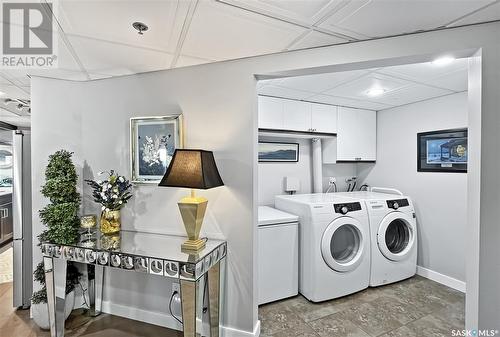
[102, 301, 261, 337]
[101, 301, 183, 331]
[416, 265, 466, 293]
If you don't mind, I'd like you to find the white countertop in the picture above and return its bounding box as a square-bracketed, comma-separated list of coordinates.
[258, 206, 298, 226]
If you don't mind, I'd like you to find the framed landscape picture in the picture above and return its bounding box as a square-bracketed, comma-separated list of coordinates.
[417, 128, 467, 173]
[130, 115, 184, 183]
[258, 142, 299, 163]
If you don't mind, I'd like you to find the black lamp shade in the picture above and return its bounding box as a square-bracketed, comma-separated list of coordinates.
[158, 149, 224, 189]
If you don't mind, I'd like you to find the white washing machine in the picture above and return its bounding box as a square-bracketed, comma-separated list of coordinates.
[336, 188, 418, 287]
[275, 194, 370, 302]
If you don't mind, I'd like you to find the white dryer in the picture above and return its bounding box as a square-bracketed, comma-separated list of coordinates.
[275, 194, 370, 302]
[336, 188, 417, 287]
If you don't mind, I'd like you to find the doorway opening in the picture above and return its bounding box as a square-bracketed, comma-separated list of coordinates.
[254, 51, 478, 336]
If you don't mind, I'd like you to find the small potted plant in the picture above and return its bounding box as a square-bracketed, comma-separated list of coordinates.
[85, 171, 132, 234]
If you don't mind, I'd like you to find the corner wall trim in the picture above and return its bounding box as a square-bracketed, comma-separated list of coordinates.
[416, 265, 466, 293]
[102, 301, 261, 337]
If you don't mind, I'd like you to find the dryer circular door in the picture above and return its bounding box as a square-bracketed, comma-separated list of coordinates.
[321, 217, 366, 272]
[377, 212, 416, 261]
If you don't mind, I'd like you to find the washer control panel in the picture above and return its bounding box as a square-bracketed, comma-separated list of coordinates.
[334, 202, 362, 214]
[387, 198, 409, 210]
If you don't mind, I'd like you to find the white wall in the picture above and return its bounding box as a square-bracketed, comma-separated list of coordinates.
[323, 163, 358, 192]
[359, 92, 467, 282]
[258, 137, 312, 206]
[31, 23, 500, 332]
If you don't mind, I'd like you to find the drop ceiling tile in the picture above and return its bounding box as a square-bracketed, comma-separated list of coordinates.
[218, 0, 341, 25]
[175, 55, 214, 68]
[287, 30, 349, 50]
[323, 72, 412, 100]
[0, 84, 29, 100]
[182, 0, 306, 60]
[277, 69, 370, 94]
[0, 108, 21, 118]
[374, 84, 453, 107]
[258, 85, 313, 100]
[0, 71, 28, 86]
[377, 58, 468, 84]
[0, 114, 30, 127]
[427, 69, 468, 92]
[319, 0, 494, 38]
[306, 94, 390, 111]
[67, 35, 172, 76]
[57, 0, 189, 53]
[316, 0, 371, 38]
[448, 1, 500, 26]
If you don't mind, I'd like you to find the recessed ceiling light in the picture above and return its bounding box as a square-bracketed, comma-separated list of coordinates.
[366, 88, 386, 97]
[431, 56, 455, 66]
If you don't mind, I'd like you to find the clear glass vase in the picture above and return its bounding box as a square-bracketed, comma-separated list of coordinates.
[100, 209, 121, 235]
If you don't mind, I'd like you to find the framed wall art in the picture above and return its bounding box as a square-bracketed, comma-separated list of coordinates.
[130, 115, 184, 184]
[417, 128, 467, 173]
[258, 142, 299, 163]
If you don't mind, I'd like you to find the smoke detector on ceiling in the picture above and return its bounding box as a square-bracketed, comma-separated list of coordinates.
[132, 22, 149, 35]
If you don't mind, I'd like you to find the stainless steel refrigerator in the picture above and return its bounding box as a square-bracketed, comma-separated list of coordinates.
[12, 130, 32, 308]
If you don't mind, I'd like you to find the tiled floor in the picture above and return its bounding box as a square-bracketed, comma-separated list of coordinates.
[259, 276, 465, 337]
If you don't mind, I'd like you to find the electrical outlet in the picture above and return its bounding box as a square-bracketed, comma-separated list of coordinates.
[329, 177, 336, 184]
[172, 282, 180, 294]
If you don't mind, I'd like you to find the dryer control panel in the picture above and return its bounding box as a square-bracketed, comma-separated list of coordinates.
[387, 198, 409, 210]
[334, 202, 362, 214]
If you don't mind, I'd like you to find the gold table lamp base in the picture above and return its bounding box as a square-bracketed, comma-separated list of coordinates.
[178, 190, 208, 253]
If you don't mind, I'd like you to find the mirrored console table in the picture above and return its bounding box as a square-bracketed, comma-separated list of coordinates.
[41, 230, 227, 337]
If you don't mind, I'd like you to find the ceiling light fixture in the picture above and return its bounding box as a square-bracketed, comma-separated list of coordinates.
[0, 91, 5, 96]
[132, 22, 149, 35]
[431, 56, 455, 66]
[366, 87, 386, 97]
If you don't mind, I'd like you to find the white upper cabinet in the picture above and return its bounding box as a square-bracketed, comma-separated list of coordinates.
[311, 103, 337, 134]
[258, 96, 284, 129]
[283, 100, 311, 132]
[337, 107, 376, 161]
[258, 96, 338, 134]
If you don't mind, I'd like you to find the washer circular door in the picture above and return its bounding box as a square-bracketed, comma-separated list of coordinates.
[377, 212, 415, 261]
[321, 217, 365, 272]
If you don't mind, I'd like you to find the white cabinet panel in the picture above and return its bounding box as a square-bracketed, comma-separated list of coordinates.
[258, 96, 284, 129]
[356, 109, 377, 161]
[337, 107, 376, 161]
[283, 100, 311, 132]
[311, 103, 337, 134]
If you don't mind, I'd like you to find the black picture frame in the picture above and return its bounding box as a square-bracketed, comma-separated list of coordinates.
[258, 141, 299, 163]
[417, 128, 468, 173]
